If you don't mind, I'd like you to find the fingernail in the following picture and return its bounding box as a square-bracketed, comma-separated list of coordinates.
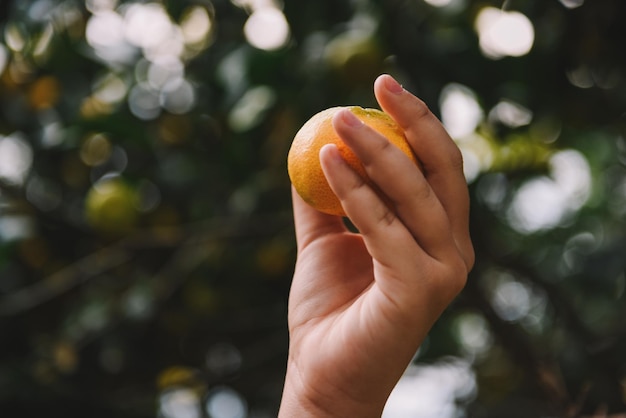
[320, 143, 343, 163]
[384, 75, 404, 95]
[340, 109, 363, 128]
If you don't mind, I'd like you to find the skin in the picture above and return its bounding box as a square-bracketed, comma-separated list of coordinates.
[278, 74, 475, 417]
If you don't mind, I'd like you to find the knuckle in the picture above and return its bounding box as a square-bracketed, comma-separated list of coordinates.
[411, 97, 432, 121]
[359, 133, 395, 170]
[410, 182, 433, 202]
[431, 253, 469, 300]
[377, 205, 397, 228]
[448, 254, 469, 295]
[395, 97, 432, 131]
[449, 145, 465, 171]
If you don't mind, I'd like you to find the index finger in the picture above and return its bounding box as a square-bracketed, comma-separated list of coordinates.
[373, 74, 474, 269]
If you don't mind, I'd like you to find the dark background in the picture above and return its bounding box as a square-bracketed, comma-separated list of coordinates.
[1, 0, 626, 416]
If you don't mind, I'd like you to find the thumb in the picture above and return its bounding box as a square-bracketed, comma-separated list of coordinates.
[291, 186, 346, 250]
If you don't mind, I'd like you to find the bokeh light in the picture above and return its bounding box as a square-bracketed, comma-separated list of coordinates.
[85, 0, 119, 14]
[455, 133, 495, 183]
[475, 7, 535, 59]
[0, 44, 9, 75]
[228, 85, 277, 132]
[128, 82, 161, 120]
[160, 78, 196, 115]
[84, 1, 201, 118]
[455, 312, 493, 357]
[559, 0, 585, 9]
[383, 359, 477, 418]
[159, 388, 202, 418]
[123, 3, 174, 50]
[85, 10, 133, 65]
[243, 7, 291, 51]
[423, 0, 454, 7]
[0, 133, 34, 186]
[491, 273, 532, 322]
[439, 83, 483, 139]
[205, 386, 248, 418]
[93, 73, 128, 105]
[4, 23, 26, 52]
[507, 149, 591, 233]
[180, 6, 213, 46]
[0, 215, 34, 242]
[488, 100, 533, 128]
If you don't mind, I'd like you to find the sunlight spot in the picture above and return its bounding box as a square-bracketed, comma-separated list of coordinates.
[383, 359, 476, 418]
[492, 275, 531, 322]
[123, 3, 173, 50]
[85, 10, 125, 49]
[559, 0, 584, 9]
[0, 44, 8, 76]
[455, 312, 493, 356]
[228, 85, 276, 131]
[205, 386, 247, 418]
[440, 84, 483, 139]
[489, 100, 533, 128]
[456, 133, 495, 183]
[85, 10, 136, 65]
[507, 149, 591, 233]
[160, 79, 196, 115]
[475, 7, 534, 59]
[38, 110, 64, 147]
[160, 388, 201, 418]
[231, 0, 278, 10]
[86, 0, 118, 14]
[423, 0, 453, 7]
[144, 27, 185, 62]
[123, 285, 154, 320]
[508, 178, 568, 232]
[0, 133, 34, 186]
[33, 23, 55, 60]
[566, 66, 594, 89]
[147, 56, 184, 90]
[128, 83, 161, 120]
[80, 133, 112, 167]
[484, 269, 548, 332]
[244, 7, 290, 51]
[93, 73, 128, 104]
[27, 0, 56, 21]
[563, 231, 598, 272]
[4, 24, 26, 52]
[0, 216, 34, 242]
[180, 6, 213, 45]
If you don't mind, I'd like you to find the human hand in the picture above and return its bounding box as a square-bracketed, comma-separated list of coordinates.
[278, 74, 474, 417]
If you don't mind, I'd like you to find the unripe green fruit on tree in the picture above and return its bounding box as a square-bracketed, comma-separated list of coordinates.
[85, 178, 138, 235]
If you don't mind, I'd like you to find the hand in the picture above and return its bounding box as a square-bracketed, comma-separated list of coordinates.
[278, 74, 474, 417]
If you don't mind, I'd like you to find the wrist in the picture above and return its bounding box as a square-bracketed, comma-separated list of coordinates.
[278, 359, 385, 418]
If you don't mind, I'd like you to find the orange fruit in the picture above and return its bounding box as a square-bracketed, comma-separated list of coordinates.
[287, 106, 418, 217]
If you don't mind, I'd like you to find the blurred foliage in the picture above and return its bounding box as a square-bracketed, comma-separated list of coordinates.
[1, 0, 626, 417]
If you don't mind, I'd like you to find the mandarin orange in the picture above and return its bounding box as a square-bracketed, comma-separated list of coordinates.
[287, 106, 418, 217]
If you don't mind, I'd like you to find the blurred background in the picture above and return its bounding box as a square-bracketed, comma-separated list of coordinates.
[1, 0, 625, 416]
